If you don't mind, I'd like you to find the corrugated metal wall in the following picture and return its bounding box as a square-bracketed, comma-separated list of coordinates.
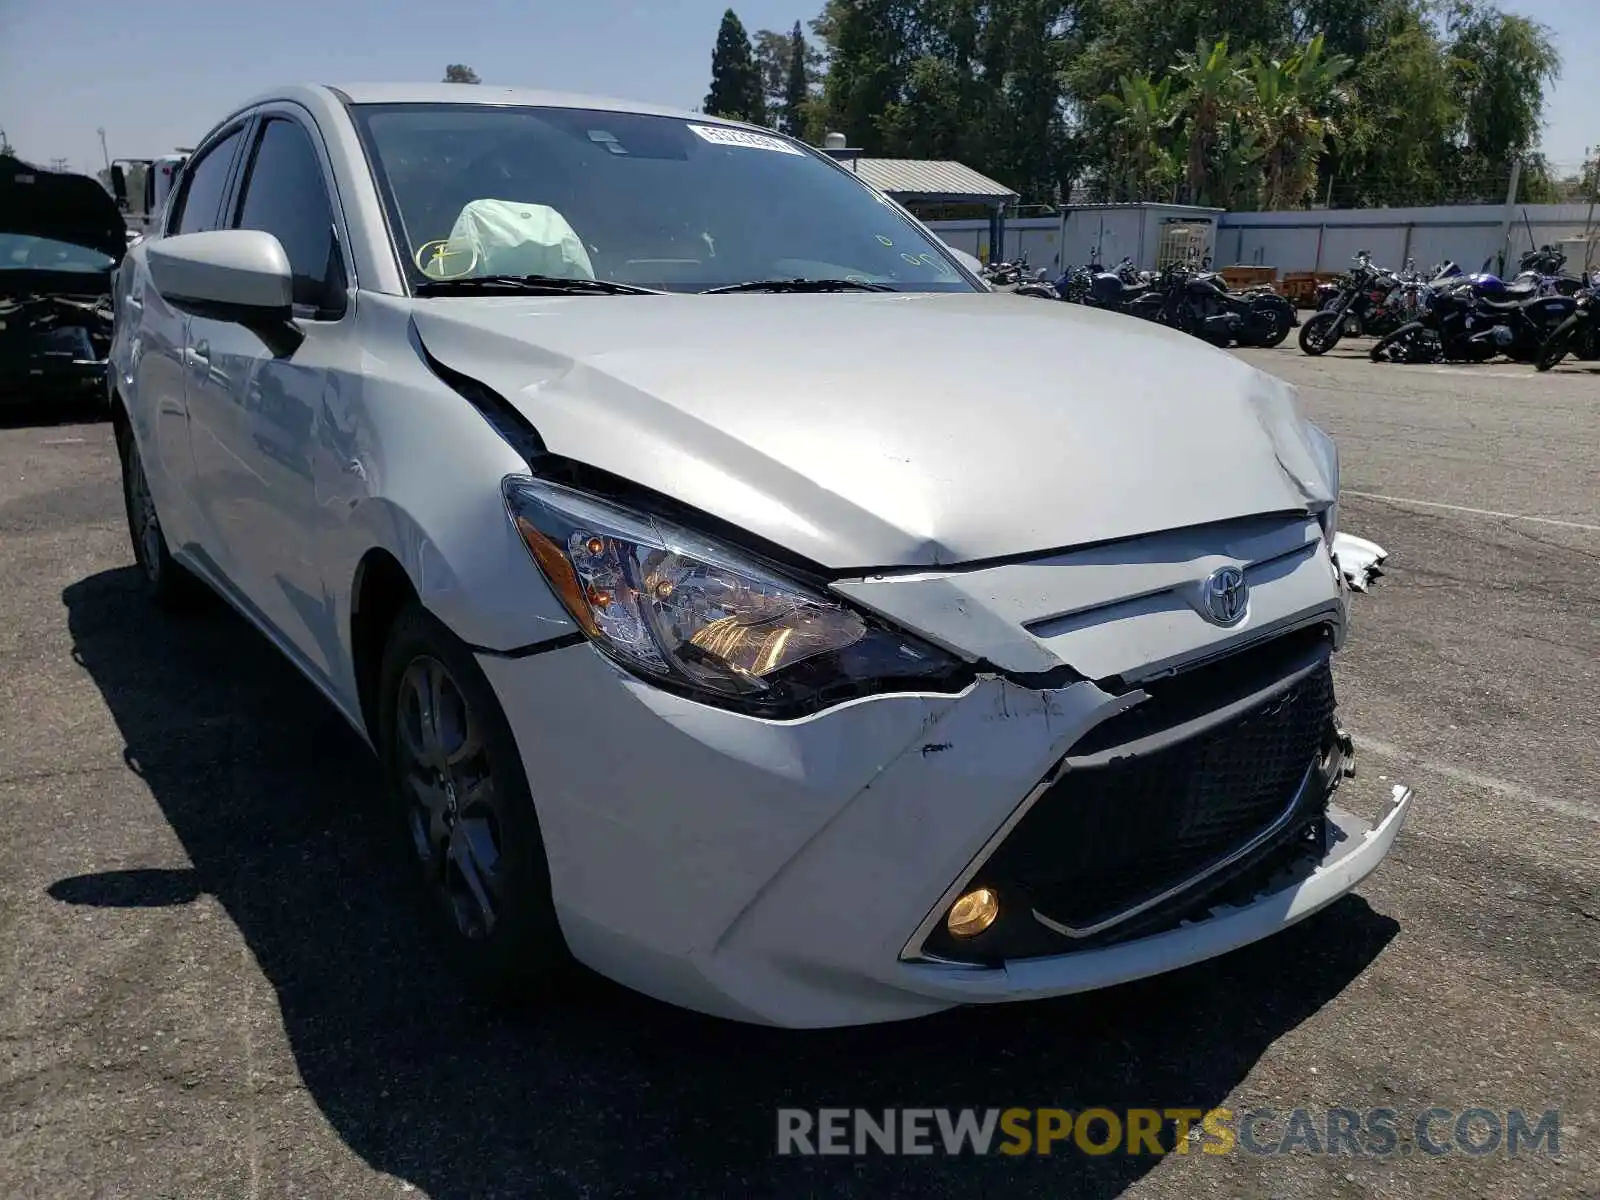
[929, 202, 1599, 276]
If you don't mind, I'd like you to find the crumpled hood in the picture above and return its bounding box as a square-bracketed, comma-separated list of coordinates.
[411, 291, 1333, 569]
[0, 154, 127, 263]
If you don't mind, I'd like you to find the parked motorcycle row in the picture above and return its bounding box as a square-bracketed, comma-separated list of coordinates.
[1312, 246, 1598, 371]
[1000, 254, 1298, 349]
[985, 244, 1598, 370]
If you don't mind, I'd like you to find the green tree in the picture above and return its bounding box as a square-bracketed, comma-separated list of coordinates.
[752, 29, 794, 115]
[1445, 0, 1560, 194]
[783, 21, 813, 137]
[705, 10, 767, 124]
[751, 21, 822, 137]
[817, 0, 911, 151]
[1332, 3, 1460, 206]
[442, 64, 480, 83]
[1247, 34, 1351, 209]
[1173, 38, 1245, 205]
[798, 0, 1563, 212]
[1097, 72, 1179, 200]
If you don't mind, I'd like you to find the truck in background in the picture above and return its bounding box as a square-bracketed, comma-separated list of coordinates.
[107, 152, 188, 242]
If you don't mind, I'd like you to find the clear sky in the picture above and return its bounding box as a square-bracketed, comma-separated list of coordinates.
[0, 0, 1591, 175]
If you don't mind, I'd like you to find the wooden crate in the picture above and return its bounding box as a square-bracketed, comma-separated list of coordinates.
[1219, 265, 1279, 292]
[1281, 271, 1341, 308]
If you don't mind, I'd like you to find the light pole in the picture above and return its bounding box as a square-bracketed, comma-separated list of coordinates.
[98, 127, 111, 172]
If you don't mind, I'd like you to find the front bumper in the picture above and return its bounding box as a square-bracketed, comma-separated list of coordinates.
[478, 632, 1411, 1029]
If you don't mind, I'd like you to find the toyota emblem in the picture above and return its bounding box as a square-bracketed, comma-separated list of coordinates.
[1201, 566, 1249, 626]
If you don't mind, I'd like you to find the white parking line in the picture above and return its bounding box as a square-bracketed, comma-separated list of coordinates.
[1352, 734, 1599, 824]
[1341, 490, 1600, 533]
[1425, 368, 1547, 379]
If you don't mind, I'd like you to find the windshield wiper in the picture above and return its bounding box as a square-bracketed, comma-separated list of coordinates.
[701, 277, 898, 294]
[414, 274, 665, 296]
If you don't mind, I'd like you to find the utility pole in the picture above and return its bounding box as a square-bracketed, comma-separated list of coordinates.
[1495, 157, 1523, 276]
[49, 156, 69, 172]
[97, 127, 110, 172]
[1583, 145, 1597, 277]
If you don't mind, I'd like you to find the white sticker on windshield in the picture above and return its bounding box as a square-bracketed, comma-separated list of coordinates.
[687, 124, 804, 155]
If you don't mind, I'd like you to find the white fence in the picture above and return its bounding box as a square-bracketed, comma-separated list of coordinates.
[1219, 204, 1600, 276]
[928, 215, 1144, 272]
[928, 202, 1600, 276]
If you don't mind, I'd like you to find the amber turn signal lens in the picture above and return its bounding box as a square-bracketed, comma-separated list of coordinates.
[514, 515, 600, 638]
[946, 888, 999, 937]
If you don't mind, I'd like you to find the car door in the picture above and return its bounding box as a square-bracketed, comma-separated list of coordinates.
[131, 122, 247, 551]
[184, 109, 355, 684]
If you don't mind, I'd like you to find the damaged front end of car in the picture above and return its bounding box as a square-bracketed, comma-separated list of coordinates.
[1, 153, 126, 403]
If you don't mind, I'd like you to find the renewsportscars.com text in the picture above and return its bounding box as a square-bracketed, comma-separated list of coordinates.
[776, 1106, 1560, 1158]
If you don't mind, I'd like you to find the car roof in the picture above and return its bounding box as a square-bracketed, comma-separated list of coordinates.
[234, 82, 732, 127]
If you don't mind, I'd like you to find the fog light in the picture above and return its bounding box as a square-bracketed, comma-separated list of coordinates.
[946, 888, 999, 938]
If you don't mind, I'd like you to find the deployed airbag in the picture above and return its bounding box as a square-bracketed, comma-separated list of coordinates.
[433, 200, 594, 280]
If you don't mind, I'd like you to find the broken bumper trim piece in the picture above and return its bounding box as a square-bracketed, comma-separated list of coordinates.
[1331, 531, 1388, 592]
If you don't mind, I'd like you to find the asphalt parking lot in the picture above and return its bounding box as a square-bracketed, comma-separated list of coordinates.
[1, 344, 1596, 1199]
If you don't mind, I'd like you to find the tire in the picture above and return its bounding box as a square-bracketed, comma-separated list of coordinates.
[1298, 310, 1344, 356]
[1535, 314, 1581, 372]
[1242, 298, 1294, 348]
[116, 421, 204, 611]
[1370, 320, 1426, 362]
[377, 602, 569, 1004]
[1576, 323, 1600, 361]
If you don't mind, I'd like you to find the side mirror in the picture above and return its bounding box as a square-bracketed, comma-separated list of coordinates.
[148, 230, 294, 327]
[109, 165, 129, 210]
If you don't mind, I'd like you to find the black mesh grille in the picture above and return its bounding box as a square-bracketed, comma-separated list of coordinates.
[920, 636, 1338, 962]
[1020, 661, 1333, 927]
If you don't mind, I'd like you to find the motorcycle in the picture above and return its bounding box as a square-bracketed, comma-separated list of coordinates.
[1131, 263, 1296, 348]
[1015, 268, 1059, 300]
[1371, 279, 1576, 364]
[1299, 251, 1415, 354]
[1535, 283, 1600, 371]
[982, 256, 1033, 287]
[1516, 245, 1589, 296]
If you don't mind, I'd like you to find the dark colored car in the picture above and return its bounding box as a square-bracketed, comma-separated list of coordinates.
[0, 153, 126, 406]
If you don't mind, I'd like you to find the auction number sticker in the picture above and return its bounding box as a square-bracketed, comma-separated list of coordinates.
[688, 124, 804, 155]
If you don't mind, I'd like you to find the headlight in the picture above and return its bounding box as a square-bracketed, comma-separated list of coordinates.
[503, 475, 969, 717]
[1302, 420, 1339, 544]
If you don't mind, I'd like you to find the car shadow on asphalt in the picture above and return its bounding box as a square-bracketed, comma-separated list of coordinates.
[58, 565, 1399, 1199]
[0, 395, 108, 429]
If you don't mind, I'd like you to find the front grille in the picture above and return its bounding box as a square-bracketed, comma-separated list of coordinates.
[919, 631, 1338, 962]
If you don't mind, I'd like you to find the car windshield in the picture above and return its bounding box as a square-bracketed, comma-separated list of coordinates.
[0, 233, 115, 273]
[351, 103, 978, 295]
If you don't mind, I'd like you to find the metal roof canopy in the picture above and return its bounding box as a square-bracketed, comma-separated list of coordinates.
[823, 151, 1019, 206]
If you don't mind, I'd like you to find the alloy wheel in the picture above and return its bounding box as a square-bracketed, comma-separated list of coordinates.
[394, 654, 504, 941]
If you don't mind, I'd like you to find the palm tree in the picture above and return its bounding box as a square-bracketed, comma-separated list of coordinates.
[1248, 34, 1352, 209]
[1173, 38, 1244, 206]
[1098, 73, 1178, 201]
[1211, 119, 1266, 211]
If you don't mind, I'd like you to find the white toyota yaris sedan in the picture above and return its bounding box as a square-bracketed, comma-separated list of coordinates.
[109, 83, 1411, 1028]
